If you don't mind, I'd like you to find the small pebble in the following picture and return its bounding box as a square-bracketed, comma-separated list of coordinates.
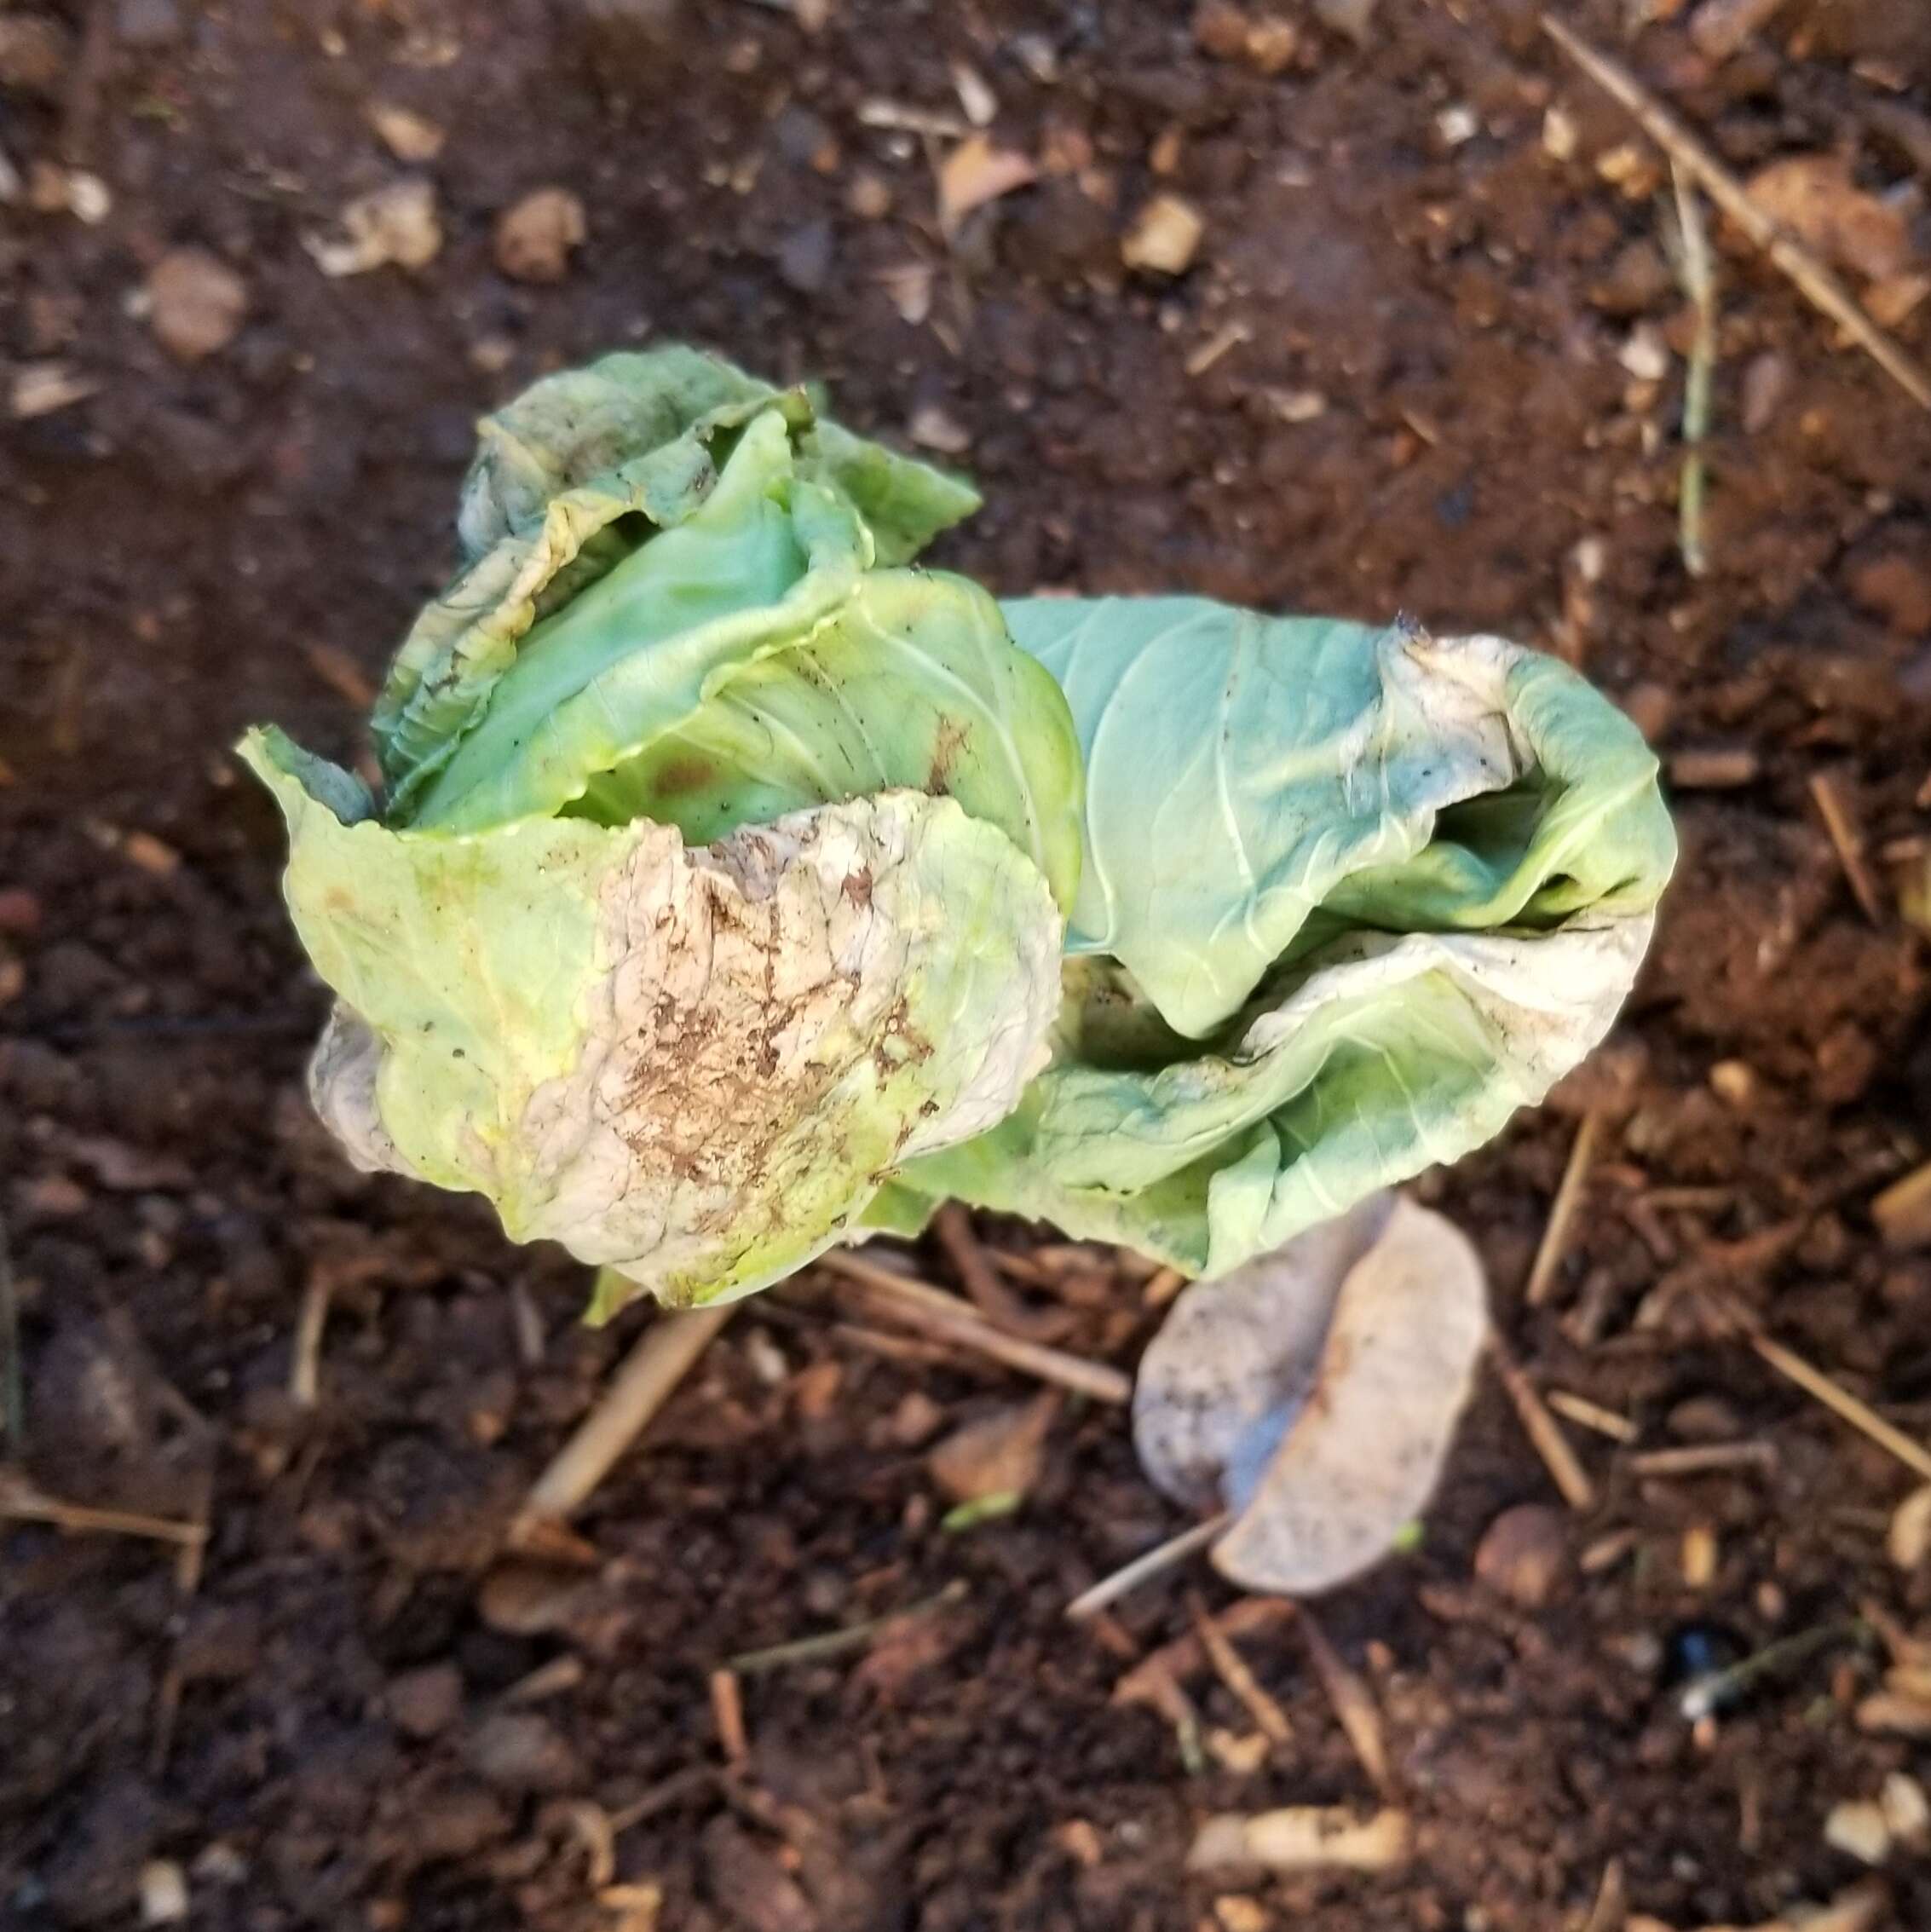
[1824, 1797, 1890, 1866]
[775, 216, 834, 295]
[1473, 1504, 1569, 1608]
[495, 187, 586, 284]
[908, 401, 971, 455]
[1740, 349, 1791, 434]
[477, 1563, 588, 1636]
[386, 1662, 464, 1739]
[1121, 194, 1203, 275]
[147, 249, 247, 362]
[847, 170, 891, 219]
[138, 1861, 187, 1926]
[366, 101, 447, 162]
[1617, 323, 1670, 383]
[464, 1713, 582, 1795]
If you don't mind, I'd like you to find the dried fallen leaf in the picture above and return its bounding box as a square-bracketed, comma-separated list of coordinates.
[908, 401, 971, 454]
[1121, 193, 1204, 274]
[1890, 1487, 1931, 1569]
[303, 177, 442, 277]
[874, 261, 934, 326]
[1188, 1805, 1410, 1874]
[927, 1393, 1057, 1503]
[10, 361, 96, 419]
[1689, 0, 1786, 62]
[366, 101, 446, 162]
[1134, 1193, 1489, 1595]
[1745, 155, 1912, 282]
[1313, 0, 1381, 49]
[1871, 1163, 1931, 1249]
[937, 135, 1037, 234]
[1824, 1798, 1891, 1866]
[1867, 271, 1931, 330]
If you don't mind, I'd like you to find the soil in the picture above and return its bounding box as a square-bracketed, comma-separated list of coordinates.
[5, 1, 1931, 1929]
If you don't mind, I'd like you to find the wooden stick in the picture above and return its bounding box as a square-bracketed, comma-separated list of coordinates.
[515, 1303, 735, 1536]
[1542, 14, 1931, 412]
[820, 1251, 1131, 1404]
[1488, 1335, 1597, 1509]
[1295, 1606, 1397, 1799]
[1808, 773, 1885, 926]
[1526, 1111, 1602, 1306]
[1186, 1591, 1293, 1746]
[1065, 1513, 1231, 1622]
[1745, 1324, 1931, 1484]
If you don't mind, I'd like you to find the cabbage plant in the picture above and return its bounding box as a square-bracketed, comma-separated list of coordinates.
[245, 347, 1674, 1318]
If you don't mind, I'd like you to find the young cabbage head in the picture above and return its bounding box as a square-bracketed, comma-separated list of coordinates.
[246, 347, 1674, 1317]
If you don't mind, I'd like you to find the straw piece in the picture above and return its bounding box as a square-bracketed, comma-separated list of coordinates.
[1526, 1112, 1603, 1306]
[1489, 1335, 1597, 1509]
[515, 1303, 735, 1537]
[1542, 14, 1931, 411]
[820, 1250, 1131, 1404]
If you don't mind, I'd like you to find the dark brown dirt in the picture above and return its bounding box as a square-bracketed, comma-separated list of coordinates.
[5, 2, 1931, 1928]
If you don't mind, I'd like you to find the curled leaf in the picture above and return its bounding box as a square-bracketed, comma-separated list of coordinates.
[1744, 154, 1912, 282]
[303, 177, 442, 277]
[937, 135, 1037, 234]
[1133, 1193, 1489, 1594]
[245, 729, 1063, 1312]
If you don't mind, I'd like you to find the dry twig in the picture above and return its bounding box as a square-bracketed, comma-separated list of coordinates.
[1548, 1390, 1639, 1443]
[931, 1202, 1067, 1338]
[1526, 1111, 1602, 1306]
[512, 1302, 735, 1541]
[1110, 1598, 1296, 1704]
[1542, 14, 1931, 411]
[0, 1468, 207, 1548]
[1628, 1441, 1777, 1477]
[1295, 1605, 1397, 1798]
[1489, 1334, 1597, 1509]
[1808, 773, 1885, 926]
[709, 1668, 749, 1770]
[1185, 1591, 1293, 1746]
[1733, 1308, 1931, 1484]
[819, 1250, 1130, 1404]
[290, 1266, 331, 1408]
[1065, 1512, 1231, 1622]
